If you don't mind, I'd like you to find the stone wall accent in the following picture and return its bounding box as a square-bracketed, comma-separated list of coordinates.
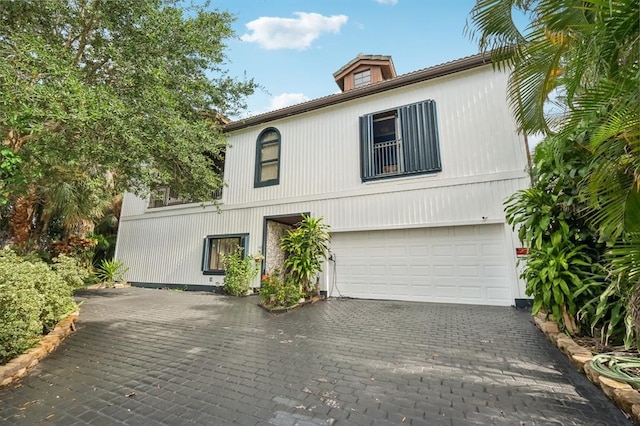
[534, 314, 640, 424]
[0, 311, 79, 388]
[265, 220, 293, 276]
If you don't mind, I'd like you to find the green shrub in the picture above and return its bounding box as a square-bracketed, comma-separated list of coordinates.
[0, 248, 79, 364]
[95, 258, 128, 286]
[52, 254, 90, 289]
[0, 250, 44, 364]
[36, 264, 77, 332]
[222, 248, 260, 296]
[260, 271, 301, 308]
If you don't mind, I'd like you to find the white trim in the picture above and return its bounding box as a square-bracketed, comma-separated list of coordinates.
[330, 218, 504, 233]
[122, 170, 527, 222]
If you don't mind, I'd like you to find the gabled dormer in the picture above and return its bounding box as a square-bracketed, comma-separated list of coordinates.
[333, 54, 397, 92]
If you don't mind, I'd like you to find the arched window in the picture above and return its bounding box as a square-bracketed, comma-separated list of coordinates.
[254, 127, 281, 187]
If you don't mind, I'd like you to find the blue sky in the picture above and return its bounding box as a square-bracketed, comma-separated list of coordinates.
[211, 0, 493, 118]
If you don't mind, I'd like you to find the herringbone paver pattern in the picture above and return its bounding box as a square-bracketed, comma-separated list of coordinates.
[0, 288, 630, 425]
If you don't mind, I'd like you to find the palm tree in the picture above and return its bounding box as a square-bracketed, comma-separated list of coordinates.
[468, 0, 639, 340]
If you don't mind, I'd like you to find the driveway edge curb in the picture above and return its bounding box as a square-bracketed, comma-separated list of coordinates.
[534, 314, 640, 425]
[0, 311, 79, 388]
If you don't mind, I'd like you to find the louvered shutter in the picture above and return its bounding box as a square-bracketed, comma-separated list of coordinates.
[398, 100, 441, 174]
[359, 114, 374, 179]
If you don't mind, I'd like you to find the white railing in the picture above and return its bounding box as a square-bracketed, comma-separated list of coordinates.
[372, 140, 402, 175]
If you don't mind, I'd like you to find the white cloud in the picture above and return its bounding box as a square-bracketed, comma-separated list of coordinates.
[241, 12, 348, 50]
[376, 0, 398, 4]
[268, 93, 310, 111]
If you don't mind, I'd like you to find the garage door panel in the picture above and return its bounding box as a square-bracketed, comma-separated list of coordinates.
[459, 265, 480, 277]
[456, 244, 479, 256]
[459, 286, 483, 299]
[410, 265, 430, 276]
[432, 244, 454, 256]
[481, 242, 505, 256]
[330, 225, 513, 306]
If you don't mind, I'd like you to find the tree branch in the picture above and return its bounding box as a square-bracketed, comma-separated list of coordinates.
[71, 0, 101, 67]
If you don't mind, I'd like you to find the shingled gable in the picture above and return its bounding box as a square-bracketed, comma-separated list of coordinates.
[225, 52, 491, 132]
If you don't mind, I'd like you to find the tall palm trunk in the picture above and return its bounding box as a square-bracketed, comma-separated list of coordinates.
[10, 188, 37, 249]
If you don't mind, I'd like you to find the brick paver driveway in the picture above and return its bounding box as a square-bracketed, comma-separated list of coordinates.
[0, 288, 630, 425]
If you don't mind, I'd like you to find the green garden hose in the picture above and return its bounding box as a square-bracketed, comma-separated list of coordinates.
[590, 353, 640, 388]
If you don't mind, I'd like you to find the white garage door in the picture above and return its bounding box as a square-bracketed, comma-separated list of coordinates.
[329, 225, 513, 306]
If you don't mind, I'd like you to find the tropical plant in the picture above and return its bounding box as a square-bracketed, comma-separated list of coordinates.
[469, 0, 640, 345]
[505, 138, 606, 334]
[0, 0, 255, 249]
[95, 259, 128, 286]
[281, 215, 330, 296]
[222, 248, 260, 296]
[582, 235, 640, 348]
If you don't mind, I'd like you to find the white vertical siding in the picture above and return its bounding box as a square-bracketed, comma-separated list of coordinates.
[217, 65, 527, 207]
[117, 177, 529, 287]
[116, 64, 531, 293]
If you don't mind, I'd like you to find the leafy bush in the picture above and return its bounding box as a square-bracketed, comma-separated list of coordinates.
[0, 248, 78, 364]
[95, 259, 128, 286]
[505, 139, 606, 335]
[260, 271, 301, 308]
[0, 250, 44, 364]
[281, 215, 330, 296]
[222, 249, 260, 296]
[52, 254, 90, 289]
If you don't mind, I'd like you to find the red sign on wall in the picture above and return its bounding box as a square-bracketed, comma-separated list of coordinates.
[516, 247, 529, 256]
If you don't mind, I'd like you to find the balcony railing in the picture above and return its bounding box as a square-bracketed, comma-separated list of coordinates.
[372, 140, 402, 176]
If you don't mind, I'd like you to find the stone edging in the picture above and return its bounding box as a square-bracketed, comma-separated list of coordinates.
[0, 311, 79, 388]
[534, 314, 640, 424]
[259, 295, 324, 314]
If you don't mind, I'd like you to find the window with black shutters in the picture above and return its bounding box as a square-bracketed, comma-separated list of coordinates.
[359, 100, 441, 181]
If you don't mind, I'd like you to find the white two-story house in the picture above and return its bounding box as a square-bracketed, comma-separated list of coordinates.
[115, 53, 531, 307]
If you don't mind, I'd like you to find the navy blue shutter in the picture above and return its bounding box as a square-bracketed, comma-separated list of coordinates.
[359, 114, 374, 179]
[202, 238, 208, 271]
[398, 100, 441, 174]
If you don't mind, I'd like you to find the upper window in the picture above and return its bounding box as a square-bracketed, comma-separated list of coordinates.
[148, 186, 190, 208]
[202, 234, 248, 275]
[148, 185, 222, 208]
[359, 100, 441, 181]
[148, 149, 225, 208]
[255, 128, 281, 187]
[354, 69, 371, 88]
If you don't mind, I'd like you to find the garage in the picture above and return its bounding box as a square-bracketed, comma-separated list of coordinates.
[329, 224, 514, 306]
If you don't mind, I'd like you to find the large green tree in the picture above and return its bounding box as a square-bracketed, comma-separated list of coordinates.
[0, 0, 255, 248]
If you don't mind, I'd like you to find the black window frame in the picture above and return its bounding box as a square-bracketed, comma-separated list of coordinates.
[254, 127, 281, 187]
[202, 233, 249, 275]
[359, 99, 441, 182]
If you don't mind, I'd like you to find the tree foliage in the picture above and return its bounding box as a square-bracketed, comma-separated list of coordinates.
[468, 0, 638, 238]
[0, 0, 255, 247]
[469, 0, 639, 345]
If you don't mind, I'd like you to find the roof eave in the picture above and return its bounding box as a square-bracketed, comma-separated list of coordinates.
[225, 53, 491, 133]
